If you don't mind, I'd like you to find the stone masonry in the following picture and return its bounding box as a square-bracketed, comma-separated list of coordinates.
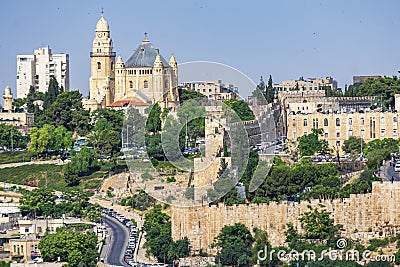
[172, 181, 400, 254]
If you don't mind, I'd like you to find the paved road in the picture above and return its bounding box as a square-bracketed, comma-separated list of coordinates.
[102, 215, 130, 267]
[381, 160, 400, 181]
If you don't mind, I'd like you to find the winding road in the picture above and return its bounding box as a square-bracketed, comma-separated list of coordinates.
[102, 214, 130, 267]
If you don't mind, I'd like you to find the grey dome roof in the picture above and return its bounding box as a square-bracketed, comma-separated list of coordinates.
[125, 37, 169, 68]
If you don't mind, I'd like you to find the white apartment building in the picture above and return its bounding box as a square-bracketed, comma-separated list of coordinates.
[16, 46, 69, 99]
[181, 80, 239, 101]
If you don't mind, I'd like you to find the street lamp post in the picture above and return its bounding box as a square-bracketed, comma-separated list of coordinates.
[185, 114, 189, 150]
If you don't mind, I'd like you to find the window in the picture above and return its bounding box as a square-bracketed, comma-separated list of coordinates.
[394, 117, 398, 123]
[360, 118, 365, 125]
[324, 118, 328, 126]
[312, 118, 318, 129]
[293, 132, 296, 139]
[381, 130, 385, 137]
[292, 118, 296, 126]
[336, 141, 340, 147]
[348, 130, 353, 137]
[129, 81, 133, 89]
[381, 117, 385, 125]
[348, 118, 352, 126]
[97, 62, 101, 70]
[144, 80, 148, 88]
[324, 132, 328, 138]
[304, 131, 308, 136]
[209, 88, 212, 92]
[303, 119, 308, 127]
[203, 89, 206, 93]
[336, 130, 340, 137]
[361, 129, 365, 137]
[13, 245, 16, 253]
[111, 62, 114, 71]
[394, 129, 398, 137]
[336, 118, 340, 126]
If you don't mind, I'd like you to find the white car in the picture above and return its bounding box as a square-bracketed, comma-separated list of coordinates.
[395, 163, 400, 172]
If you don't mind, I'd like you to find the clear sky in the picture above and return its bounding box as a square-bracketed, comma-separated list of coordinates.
[1, 0, 400, 100]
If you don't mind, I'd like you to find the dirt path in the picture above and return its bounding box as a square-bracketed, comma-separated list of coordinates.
[0, 159, 64, 169]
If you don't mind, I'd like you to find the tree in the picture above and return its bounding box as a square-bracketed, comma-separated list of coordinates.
[265, 75, 275, 103]
[177, 99, 206, 144]
[71, 109, 92, 137]
[13, 98, 27, 110]
[298, 128, 328, 156]
[123, 106, 146, 148]
[28, 125, 54, 153]
[178, 88, 205, 103]
[26, 85, 36, 113]
[250, 228, 277, 266]
[53, 125, 74, 151]
[91, 108, 124, 134]
[344, 76, 400, 108]
[343, 136, 365, 155]
[143, 207, 189, 263]
[39, 227, 99, 267]
[29, 124, 73, 153]
[299, 207, 342, 241]
[223, 99, 255, 122]
[19, 188, 56, 217]
[98, 129, 120, 158]
[63, 147, 98, 185]
[46, 91, 84, 131]
[43, 77, 62, 109]
[146, 103, 162, 134]
[0, 124, 26, 148]
[213, 223, 254, 266]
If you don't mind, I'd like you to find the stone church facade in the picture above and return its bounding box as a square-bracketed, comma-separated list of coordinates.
[84, 15, 179, 111]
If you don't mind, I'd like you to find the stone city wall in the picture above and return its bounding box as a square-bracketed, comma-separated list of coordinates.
[172, 181, 400, 254]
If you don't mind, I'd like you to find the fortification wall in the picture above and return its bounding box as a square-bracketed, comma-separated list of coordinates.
[171, 182, 400, 253]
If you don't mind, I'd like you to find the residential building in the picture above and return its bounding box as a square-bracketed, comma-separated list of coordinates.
[180, 80, 239, 101]
[84, 15, 178, 111]
[17, 46, 69, 99]
[286, 94, 400, 151]
[9, 238, 40, 262]
[274, 77, 337, 92]
[18, 218, 88, 236]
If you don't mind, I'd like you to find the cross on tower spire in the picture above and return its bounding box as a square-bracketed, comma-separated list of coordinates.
[101, 7, 104, 17]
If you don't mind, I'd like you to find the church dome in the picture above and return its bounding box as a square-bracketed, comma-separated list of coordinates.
[125, 35, 169, 68]
[96, 16, 109, 32]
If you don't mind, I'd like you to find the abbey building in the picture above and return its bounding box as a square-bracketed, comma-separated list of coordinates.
[84, 15, 179, 111]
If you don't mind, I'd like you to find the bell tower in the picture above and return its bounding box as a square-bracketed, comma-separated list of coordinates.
[89, 12, 116, 107]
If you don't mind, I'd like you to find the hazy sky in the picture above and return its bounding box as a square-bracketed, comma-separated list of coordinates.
[1, 0, 400, 100]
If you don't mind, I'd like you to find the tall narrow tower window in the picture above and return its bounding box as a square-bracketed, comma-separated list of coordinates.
[144, 80, 148, 88]
[111, 62, 114, 71]
[97, 62, 101, 70]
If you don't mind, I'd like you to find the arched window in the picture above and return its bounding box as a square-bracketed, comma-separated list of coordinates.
[360, 117, 365, 125]
[348, 118, 352, 126]
[303, 119, 308, 127]
[336, 118, 340, 126]
[111, 62, 114, 71]
[144, 80, 148, 88]
[97, 62, 101, 70]
[324, 118, 328, 126]
[129, 81, 133, 89]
